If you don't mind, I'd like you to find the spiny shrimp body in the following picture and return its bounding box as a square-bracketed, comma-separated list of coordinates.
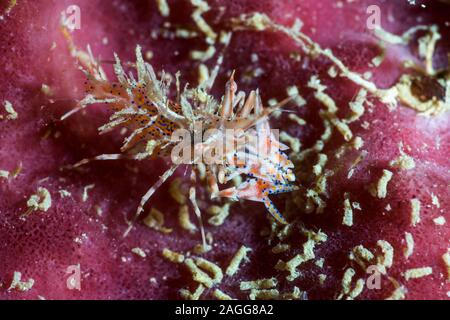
[62, 31, 299, 242]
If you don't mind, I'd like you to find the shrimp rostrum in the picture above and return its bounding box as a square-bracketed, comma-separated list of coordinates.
[62, 38, 299, 245]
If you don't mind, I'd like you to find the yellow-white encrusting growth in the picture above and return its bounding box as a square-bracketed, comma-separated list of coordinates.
[346, 89, 367, 123]
[249, 289, 280, 300]
[272, 243, 291, 254]
[143, 207, 173, 233]
[417, 24, 441, 73]
[162, 248, 185, 263]
[213, 289, 234, 300]
[276, 229, 327, 281]
[1, 0, 18, 17]
[26, 187, 52, 214]
[275, 246, 314, 281]
[286, 85, 306, 107]
[318, 274, 327, 285]
[328, 66, 338, 78]
[184, 258, 214, 288]
[370, 52, 385, 67]
[180, 284, 205, 300]
[94, 204, 103, 216]
[395, 74, 449, 116]
[337, 268, 365, 300]
[389, 143, 415, 170]
[2, 100, 18, 120]
[8, 271, 35, 292]
[341, 268, 355, 296]
[385, 279, 407, 300]
[280, 132, 301, 154]
[231, 13, 399, 107]
[417, 25, 441, 75]
[135, 140, 159, 160]
[131, 247, 146, 258]
[403, 232, 414, 260]
[347, 279, 365, 300]
[155, 0, 170, 17]
[225, 246, 251, 277]
[374, 24, 434, 46]
[184, 257, 223, 289]
[41, 84, 54, 96]
[192, 242, 212, 255]
[207, 203, 231, 226]
[240, 278, 277, 291]
[431, 193, 440, 208]
[375, 24, 442, 79]
[191, 45, 216, 61]
[169, 178, 187, 205]
[275, 223, 294, 241]
[410, 198, 421, 227]
[81, 184, 95, 202]
[369, 170, 393, 199]
[58, 190, 71, 198]
[174, 29, 198, 39]
[433, 216, 446, 226]
[0, 170, 9, 180]
[190, 0, 217, 43]
[281, 286, 306, 300]
[312, 154, 327, 176]
[352, 136, 364, 150]
[442, 251, 450, 281]
[197, 64, 210, 87]
[376, 240, 394, 275]
[305, 188, 326, 214]
[404, 267, 433, 280]
[288, 114, 307, 126]
[307, 75, 353, 142]
[374, 23, 448, 116]
[342, 197, 353, 227]
[196, 257, 223, 284]
[349, 245, 375, 270]
[178, 204, 197, 233]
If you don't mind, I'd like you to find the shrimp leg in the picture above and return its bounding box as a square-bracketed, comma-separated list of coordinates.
[69, 153, 133, 169]
[123, 164, 179, 237]
[189, 167, 207, 248]
[263, 196, 288, 225]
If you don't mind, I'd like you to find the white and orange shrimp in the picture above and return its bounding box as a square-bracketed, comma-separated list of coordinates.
[60, 26, 299, 246]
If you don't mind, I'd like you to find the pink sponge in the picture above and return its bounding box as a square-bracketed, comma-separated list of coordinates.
[0, 0, 448, 300]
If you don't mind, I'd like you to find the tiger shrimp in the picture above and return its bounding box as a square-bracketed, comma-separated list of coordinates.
[60, 27, 299, 247]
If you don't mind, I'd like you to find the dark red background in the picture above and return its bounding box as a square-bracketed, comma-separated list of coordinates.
[0, 0, 448, 299]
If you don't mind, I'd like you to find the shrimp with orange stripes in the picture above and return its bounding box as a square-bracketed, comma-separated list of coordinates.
[60, 27, 299, 247]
